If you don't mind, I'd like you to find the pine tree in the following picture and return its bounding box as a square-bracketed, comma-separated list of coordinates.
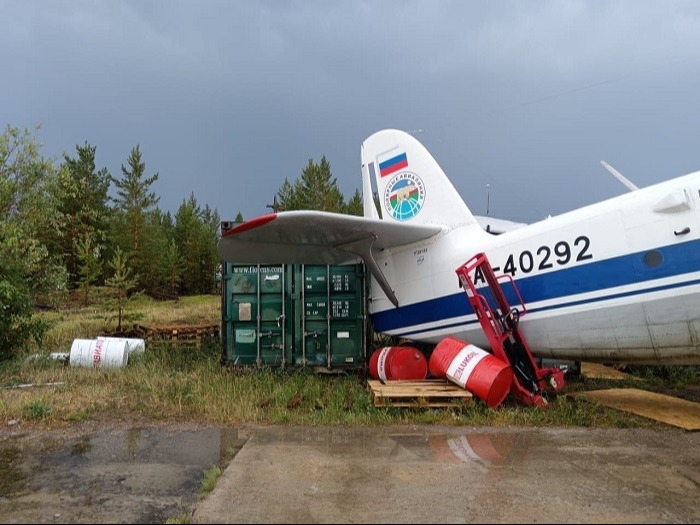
[105, 246, 138, 332]
[160, 238, 181, 297]
[76, 233, 102, 307]
[298, 155, 345, 211]
[174, 194, 201, 295]
[276, 178, 301, 211]
[58, 142, 111, 288]
[345, 189, 363, 216]
[275, 156, 360, 214]
[136, 208, 179, 294]
[109, 145, 159, 292]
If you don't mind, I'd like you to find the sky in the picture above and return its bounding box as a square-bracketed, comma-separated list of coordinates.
[3, 1, 700, 224]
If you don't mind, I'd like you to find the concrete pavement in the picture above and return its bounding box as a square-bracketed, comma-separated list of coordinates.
[192, 424, 700, 524]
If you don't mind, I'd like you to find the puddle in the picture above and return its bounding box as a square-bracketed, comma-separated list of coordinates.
[0, 425, 248, 524]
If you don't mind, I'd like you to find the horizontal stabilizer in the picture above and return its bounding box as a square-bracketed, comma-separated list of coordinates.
[474, 215, 527, 234]
[218, 210, 442, 264]
[219, 211, 443, 307]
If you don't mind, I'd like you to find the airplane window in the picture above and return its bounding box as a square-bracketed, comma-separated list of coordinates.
[643, 250, 663, 267]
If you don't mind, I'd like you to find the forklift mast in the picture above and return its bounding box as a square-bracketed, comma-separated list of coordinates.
[455, 252, 566, 407]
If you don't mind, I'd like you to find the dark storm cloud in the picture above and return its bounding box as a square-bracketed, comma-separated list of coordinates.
[2, 1, 700, 223]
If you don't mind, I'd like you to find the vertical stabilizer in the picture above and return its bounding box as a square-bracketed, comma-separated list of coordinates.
[361, 129, 478, 228]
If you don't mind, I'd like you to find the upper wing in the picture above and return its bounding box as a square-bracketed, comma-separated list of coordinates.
[218, 210, 443, 307]
[218, 210, 443, 264]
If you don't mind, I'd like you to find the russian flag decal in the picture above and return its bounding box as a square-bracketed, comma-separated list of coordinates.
[379, 151, 408, 177]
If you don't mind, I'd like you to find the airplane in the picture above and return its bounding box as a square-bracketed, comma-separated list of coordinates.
[218, 128, 700, 369]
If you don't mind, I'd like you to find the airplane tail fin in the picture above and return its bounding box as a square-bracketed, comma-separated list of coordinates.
[361, 129, 480, 229]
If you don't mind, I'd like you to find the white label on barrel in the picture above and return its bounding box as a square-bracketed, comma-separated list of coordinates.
[377, 347, 391, 381]
[445, 344, 487, 389]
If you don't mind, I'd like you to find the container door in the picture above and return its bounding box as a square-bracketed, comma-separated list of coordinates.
[223, 264, 288, 366]
[299, 264, 366, 369]
[299, 265, 330, 367]
[327, 264, 366, 367]
[257, 265, 288, 366]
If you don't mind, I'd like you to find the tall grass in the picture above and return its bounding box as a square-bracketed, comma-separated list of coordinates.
[0, 293, 692, 429]
[0, 341, 661, 429]
[33, 293, 219, 355]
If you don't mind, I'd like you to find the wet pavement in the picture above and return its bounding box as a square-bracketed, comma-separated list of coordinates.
[0, 423, 247, 524]
[193, 425, 700, 524]
[1, 423, 699, 524]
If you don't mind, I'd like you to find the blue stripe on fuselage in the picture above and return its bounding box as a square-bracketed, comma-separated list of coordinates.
[370, 238, 700, 334]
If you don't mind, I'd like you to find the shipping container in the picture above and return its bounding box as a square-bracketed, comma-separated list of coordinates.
[221, 262, 368, 371]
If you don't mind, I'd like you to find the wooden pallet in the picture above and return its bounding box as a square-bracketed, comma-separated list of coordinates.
[367, 379, 473, 407]
[105, 323, 220, 346]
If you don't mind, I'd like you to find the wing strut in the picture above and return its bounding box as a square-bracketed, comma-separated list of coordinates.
[336, 235, 399, 308]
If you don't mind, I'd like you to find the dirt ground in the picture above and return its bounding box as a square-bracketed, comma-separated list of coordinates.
[0, 420, 240, 524]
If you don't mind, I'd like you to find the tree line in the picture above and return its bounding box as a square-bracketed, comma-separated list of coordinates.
[1, 124, 362, 360]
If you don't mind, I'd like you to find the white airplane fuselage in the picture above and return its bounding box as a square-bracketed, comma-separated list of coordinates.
[218, 128, 700, 366]
[369, 171, 700, 365]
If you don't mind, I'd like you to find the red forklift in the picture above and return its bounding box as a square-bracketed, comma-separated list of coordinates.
[456, 252, 566, 408]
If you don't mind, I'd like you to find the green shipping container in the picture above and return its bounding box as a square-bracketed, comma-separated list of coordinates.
[221, 262, 367, 370]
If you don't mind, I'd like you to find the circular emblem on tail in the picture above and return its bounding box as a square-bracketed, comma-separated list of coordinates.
[384, 172, 425, 221]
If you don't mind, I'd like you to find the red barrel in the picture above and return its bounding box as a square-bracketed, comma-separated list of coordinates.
[429, 336, 512, 408]
[369, 347, 428, 381]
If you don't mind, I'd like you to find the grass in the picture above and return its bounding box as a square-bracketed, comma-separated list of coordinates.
[0, 291, 698, 430]
[198, 465, 223, 497]
[4, 291, 697, 525]
[23, 400, 53, 420]
[164, 506, 192, 525]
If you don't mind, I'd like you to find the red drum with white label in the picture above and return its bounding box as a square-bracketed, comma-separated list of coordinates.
[429, 336, 512, 408]
[369, 346, 428, 381]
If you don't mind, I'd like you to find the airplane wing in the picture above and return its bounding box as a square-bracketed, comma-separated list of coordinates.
[218, 210, 443, 307]
[218, 210, 443, 263]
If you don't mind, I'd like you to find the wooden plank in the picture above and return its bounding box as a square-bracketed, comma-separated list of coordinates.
[580, 362, 641, 381]
[368, 380, 472, 397]
[571, 388, 700, 431]
[367, 379, 473, 408]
